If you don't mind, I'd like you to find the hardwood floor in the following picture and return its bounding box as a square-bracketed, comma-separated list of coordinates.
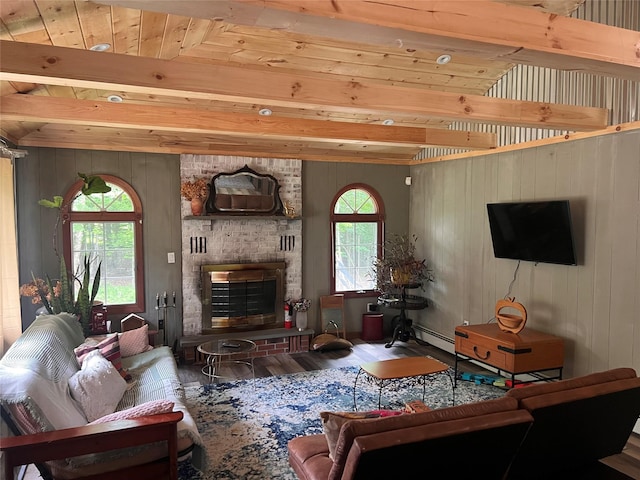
[179, 337, 640, 479]
[176, 337, 458, 384]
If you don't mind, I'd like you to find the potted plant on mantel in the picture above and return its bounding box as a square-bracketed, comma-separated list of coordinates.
[180, 178, 209, 216]
[372, 233, 434, 293]
[19, 173, 111, 336]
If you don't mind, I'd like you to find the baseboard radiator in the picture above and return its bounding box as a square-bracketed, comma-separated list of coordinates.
[413, 324, 455, 354]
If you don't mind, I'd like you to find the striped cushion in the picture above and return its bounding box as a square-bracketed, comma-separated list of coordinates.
[74, 335, 131, 382]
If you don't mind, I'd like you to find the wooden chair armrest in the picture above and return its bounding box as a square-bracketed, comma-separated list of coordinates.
[0, 411, 183, 480]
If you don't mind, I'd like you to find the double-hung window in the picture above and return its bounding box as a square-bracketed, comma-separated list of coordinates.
[62, 175, 145, 314]
[331, 184, 384, 296]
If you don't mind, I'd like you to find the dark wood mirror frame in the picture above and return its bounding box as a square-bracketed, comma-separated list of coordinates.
[205, 165, 284, 215]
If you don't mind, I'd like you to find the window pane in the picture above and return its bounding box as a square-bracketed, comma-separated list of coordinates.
[104, 186, 134, 212]
[72, 184, 133, 212]
[334, 188, 377, 214]
[71, 221, 136, 305]
[334, 221, 377, 292]
[335, 195, 354, 214]
[354, 190, 375, 213]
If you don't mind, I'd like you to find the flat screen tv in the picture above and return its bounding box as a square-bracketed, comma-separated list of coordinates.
[487, 200, 577, 266]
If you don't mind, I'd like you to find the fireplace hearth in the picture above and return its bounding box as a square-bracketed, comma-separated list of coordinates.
[201, 262, 285, 334]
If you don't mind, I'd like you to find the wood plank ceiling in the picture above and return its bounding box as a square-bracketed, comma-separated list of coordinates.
[0, 0, 637, 164]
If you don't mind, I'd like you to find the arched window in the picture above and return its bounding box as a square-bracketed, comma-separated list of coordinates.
[330, 184, 384, 296]
[61, 175, 145, 315]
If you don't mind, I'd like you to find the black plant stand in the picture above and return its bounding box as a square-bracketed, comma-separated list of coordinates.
[378, 283, 429, 348]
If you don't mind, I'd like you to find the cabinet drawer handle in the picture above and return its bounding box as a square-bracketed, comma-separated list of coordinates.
[473, 346, 490, 360]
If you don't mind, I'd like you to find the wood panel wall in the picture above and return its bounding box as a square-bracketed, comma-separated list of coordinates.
[410, 129, 640, 377]
[15, 149, 183, 347]
[302, 162, 410, 335]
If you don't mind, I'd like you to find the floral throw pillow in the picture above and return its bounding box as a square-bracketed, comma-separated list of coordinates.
[68, 350, 128, 422]
[89, 399, 174, 425]
[118, 324, 153, 358]
[74, 334, 131, 382]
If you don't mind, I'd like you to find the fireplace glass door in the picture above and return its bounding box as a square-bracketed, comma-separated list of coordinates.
[201, 262, 285, 333]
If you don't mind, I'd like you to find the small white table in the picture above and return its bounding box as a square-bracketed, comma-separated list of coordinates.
[197, 338, 257, 384]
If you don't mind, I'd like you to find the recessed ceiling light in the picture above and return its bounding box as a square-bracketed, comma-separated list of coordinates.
[258, 108, 273, 116]
[382, 119, 395, 126]
[90, 43, 111, 52]
[436, 54, 452, 65]
[107, 95, 123, 103]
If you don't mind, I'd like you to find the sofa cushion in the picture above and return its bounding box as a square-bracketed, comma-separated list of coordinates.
[120, 346, 207, 469]
[288, 434, 333, 480]
[50, 347, 209, 477]
[68, 350, 128, 422]
[118, 324, 153, 358]
[328, 396, 518, 480]
[505, 367, 637, 404]
[74, 334, 132, 382]
[320, 410, 404, 461]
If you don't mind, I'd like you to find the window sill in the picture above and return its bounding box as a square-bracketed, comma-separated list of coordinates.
[336, 291, 379, 299]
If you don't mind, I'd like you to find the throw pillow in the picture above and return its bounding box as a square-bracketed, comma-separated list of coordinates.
[74, 334, 132, 382]
[89, 399, 174, 425]
[118, 324, 153, 357]
[68, 350, 128, 422]
[320, 410, 404, 461]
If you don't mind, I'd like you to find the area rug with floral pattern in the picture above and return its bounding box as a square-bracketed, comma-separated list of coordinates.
[178, 363, 504, 479]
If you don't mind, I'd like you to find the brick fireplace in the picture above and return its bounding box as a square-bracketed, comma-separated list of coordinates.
[180, 155, 302, 343]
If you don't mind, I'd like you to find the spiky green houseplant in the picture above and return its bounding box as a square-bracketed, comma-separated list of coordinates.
[34, 173, 110, 335]
[36, 255, 102, 334]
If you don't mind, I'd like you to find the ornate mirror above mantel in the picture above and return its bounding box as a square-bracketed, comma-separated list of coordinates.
[204, 165, 284, 216]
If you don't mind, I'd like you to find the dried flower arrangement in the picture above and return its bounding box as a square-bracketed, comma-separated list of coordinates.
[372, 233, 434, 292]
[180, 178, 209, 201]
[19, 277, 56, 305]
[292, 298, 311, 312]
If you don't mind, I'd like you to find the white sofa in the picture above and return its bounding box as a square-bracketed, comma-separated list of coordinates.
[0, 313, 206, 479]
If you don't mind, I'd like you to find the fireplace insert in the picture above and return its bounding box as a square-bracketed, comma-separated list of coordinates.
[201, 262, 285, 333]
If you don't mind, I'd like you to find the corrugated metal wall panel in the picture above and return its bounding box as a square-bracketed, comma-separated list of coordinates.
[417, 0, 639, 161]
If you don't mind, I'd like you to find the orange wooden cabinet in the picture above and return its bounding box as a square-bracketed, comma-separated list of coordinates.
[454, 323, 564, 387]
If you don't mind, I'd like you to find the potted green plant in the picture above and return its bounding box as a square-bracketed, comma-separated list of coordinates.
[20, 173, 111, 336]
[372, 233, 434, 293]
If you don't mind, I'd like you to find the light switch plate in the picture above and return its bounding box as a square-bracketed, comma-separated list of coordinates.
[167, 252, 175, 264]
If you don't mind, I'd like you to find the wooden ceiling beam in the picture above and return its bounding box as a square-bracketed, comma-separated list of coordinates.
[99, 0, 640, 81]
[0, 41, 608, 131]
[0, 94, 497, 150]
[16, 124, 412, 164]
